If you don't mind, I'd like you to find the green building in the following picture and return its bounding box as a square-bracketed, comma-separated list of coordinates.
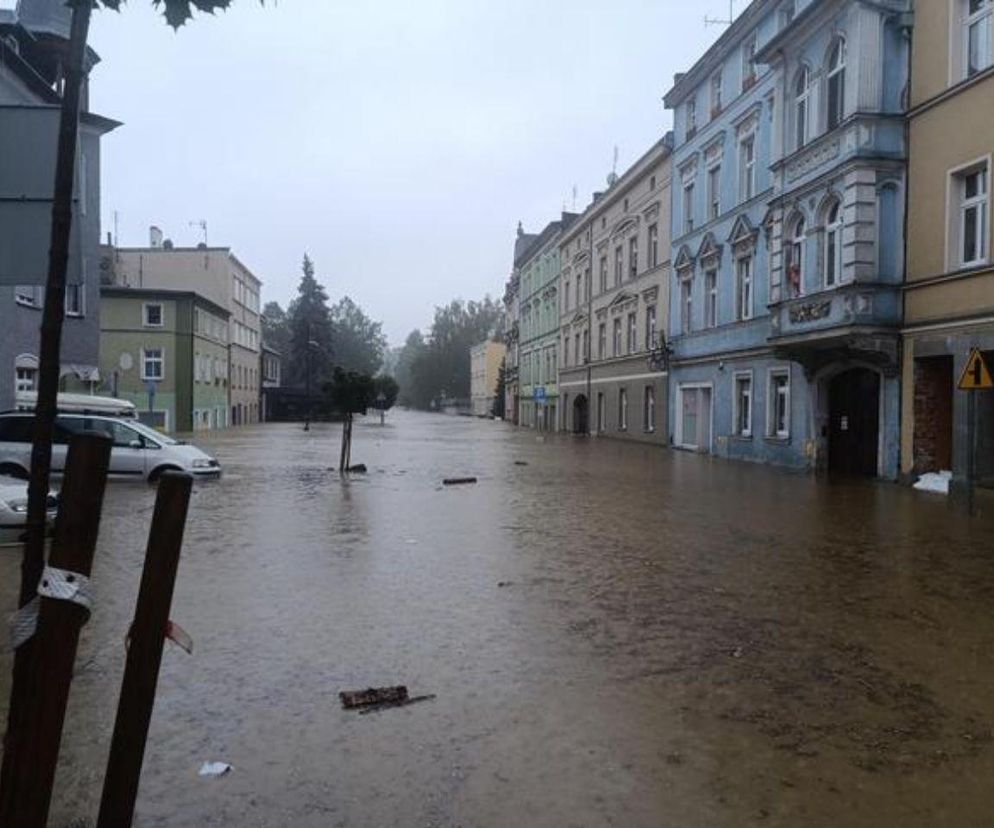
[99, 287, 231, 433]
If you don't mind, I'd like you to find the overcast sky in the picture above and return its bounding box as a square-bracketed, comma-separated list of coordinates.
[11, 0, 739, 345]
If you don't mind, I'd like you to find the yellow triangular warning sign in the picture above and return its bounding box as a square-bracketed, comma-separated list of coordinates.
[958, 348, 994, 390]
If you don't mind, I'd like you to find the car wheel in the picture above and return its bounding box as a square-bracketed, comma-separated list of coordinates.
[0, 463, 29, 481]
[147, 465, 182, 483]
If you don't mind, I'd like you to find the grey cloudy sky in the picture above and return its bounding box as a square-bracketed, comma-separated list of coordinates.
[15, 0, 737, 345]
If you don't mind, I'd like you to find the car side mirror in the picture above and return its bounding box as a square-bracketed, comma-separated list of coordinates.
[129, 440, 143, 449]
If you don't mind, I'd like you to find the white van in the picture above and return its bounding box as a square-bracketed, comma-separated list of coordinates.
[14, 392, 138, 419]
[0, 412, 221, 482]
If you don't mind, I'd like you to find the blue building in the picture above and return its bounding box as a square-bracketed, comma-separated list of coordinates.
[664, 0, 909, 478]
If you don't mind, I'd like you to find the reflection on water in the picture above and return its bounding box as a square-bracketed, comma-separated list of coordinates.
[2, 410, 994, 827]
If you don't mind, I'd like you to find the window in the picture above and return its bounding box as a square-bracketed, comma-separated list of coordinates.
[582, 329, 589, 362]
[681, 277, 694, 334]
[645, 305, 657, 349]
[687, 98, 698, 138]
[794, 67, 811, 150]
[564, 280, 571, 311]
[705, 268, 718, 328]
[584, 267, 591, 301]
[65, 284, 83, 317]
[707, 164, 722, 221]
[612, 318, 622, 356]
[968, 0, 993, 77]
[739, 136, 756, 202]
[742, 36, 757, 91]
[599, 256, 608, 292]
[614, 246, 623, 285]
[958, 163, 989, 266]
[734, 374, 753, 437]
[736, 257, 753, 320]
[629, 237, 638, 279]
[650, 175, 657, 191]
[768, 370, 790, 438]
[15, 367, 36, 393]
[575, 274, 582, 308]
[563, 336, 570, 368]
[780, 0, 795, 29]
[143, 303, 163, 327]
[643, 386, 656, 432]
[648, 224, 659, 269]
[597, 392, 606, 432]
[598, 322, 607, 359]
[618, 388, 628, 431]
[824, 200, 843, 286]
[15, 286, 39, 307]
[624, 197, 629, 213]
[142, 348, 164, 381]
[683, 182, 695, 234]
[627, 312, 637, 353]
[827, 39, 846, 130]
[710, 68, 723, 116]
[787, 216, 806, 297]
[575, 332, 582, 364]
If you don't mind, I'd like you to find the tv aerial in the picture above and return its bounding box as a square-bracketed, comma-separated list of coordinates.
[705, 0, 736, 27]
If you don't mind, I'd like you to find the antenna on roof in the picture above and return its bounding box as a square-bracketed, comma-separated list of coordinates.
[188, 218, 208, 247]
[705, 0, 735, 27]
[571, 185, 578, 212]
[606, 147, 619, 188]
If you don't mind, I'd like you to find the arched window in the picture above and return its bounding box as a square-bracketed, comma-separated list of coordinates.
[787, 216, 806, 297]
[827, 39, 846, 130]
[794, 67, 811, 150]
[824, 200, 843, 287]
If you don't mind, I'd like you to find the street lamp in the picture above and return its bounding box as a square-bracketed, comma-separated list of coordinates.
[303, 337, 320, 432]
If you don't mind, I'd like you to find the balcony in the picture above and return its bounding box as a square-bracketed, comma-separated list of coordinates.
[768, 283, 901, 376]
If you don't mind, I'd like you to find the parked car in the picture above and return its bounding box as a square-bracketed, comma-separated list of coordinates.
[14, 391, 138, 418]
[0, 475, 58, 547]
[0, 413, 221, 482]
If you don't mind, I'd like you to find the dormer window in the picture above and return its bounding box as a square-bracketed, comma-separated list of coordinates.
[711, 69, 723, 117]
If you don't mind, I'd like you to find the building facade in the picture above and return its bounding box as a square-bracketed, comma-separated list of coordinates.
[518, 216, 575, 430]
[107, 239, 263, 426]
[558, 135, 674, 444]
[260, 342, 281, 422]
[665, 0, 909, 477]
[469, 339, 506, 417]
[902, 0, 994, 493]
[99, 287, 230, 432]
[0, 1, 118, 410]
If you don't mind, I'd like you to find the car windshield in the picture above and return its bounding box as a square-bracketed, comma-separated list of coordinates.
[128, 421, 178, 446]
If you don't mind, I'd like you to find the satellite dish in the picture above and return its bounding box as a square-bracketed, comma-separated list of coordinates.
[119, 352, 133, 372]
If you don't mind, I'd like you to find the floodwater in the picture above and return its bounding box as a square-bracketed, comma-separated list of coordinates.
[3, 409, 994, 827]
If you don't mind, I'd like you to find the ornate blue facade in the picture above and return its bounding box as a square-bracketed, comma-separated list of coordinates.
[665, 0, 910, 477]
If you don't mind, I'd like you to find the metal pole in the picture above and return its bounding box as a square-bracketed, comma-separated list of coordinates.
[968, 389, 977, 516]
[2, 433, 112, 828]
[97, 472, 193, 828]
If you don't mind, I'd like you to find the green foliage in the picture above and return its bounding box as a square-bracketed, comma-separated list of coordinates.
[324, 367, 376, 416]
[261, 300, 290, 359]
[395, 329, 426, 407]
[96, 0, 238, 30]
[330, 296, 386, 376]
[286, 254, 334, 388]
[373, 375, 399, 411]
[493, 357, 507, 419]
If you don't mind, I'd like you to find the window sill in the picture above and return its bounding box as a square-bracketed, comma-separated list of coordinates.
[66, 312, 84, 319]
[15, 299, 40, 310]
[764, 435, 791, 445]
[730, 434, 753, 441]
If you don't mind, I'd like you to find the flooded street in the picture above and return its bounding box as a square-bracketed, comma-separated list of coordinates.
[3, 409, 994, 827]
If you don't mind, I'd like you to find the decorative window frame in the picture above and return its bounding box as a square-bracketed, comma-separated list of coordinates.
[732, 369, 754, 438]
[945, 154, 992, 270]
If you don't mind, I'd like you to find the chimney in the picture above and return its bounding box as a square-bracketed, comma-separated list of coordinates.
[149, 226, 163, 248]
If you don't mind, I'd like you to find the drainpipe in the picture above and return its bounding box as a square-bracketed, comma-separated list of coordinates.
[586, 218, 593, 435]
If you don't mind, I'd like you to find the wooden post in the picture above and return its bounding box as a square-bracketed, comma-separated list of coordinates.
[0, 4, 93, 819]
[96, 471, 193, 828]
[2, 432, 112, 828]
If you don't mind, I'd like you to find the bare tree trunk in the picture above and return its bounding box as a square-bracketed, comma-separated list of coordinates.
[339, 417, 348, 474]
[0, 2, 92, 816]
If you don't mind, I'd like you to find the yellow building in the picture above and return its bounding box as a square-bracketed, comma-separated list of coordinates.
[902, 0, 994, 492]
[470, 340, 506, 418]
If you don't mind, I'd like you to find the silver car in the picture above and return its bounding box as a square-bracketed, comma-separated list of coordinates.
[0, 475, 58, 547]
[0, 413, 222, 482]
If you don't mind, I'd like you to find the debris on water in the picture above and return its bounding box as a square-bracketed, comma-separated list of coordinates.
[358, 694, 437, 715]
[340, 686, 409, 709]
[347, 464, 368, 473]
[514, 461, 529, 466]
[913, 471, 951, 495]
[497, 581, 514, 588]
[443, 477, 477, 486]
[166, 619, 193, 655]
[199, 761, 233, 778]
[732, 647, 744, 659]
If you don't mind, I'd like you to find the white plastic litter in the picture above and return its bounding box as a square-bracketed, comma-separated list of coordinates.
[913, 471, 952, 495]
[199, 762, 233, 778]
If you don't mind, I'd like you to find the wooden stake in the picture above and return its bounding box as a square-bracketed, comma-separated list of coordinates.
[2, 432, 112, 828]
[96, 471, 193, 828]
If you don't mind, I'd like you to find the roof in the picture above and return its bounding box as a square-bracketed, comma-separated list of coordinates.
[113, 245, 264, 286]
[100, 285, 231, 319]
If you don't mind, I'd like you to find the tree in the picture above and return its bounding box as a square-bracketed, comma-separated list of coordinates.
[395, 329, 427, 407]
[3, 3, 249, 822]
[493, 357, 507, 419]
[330, 295, 386, 376]
[324, 368, 376, 473]
[261, 300, 290, 359]
[373, 375, 399, 410]
[286, 254, 334, 388]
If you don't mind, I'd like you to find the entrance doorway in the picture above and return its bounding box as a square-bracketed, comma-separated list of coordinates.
[573, 394, 589, 435]
[677, 385, 712, 452]
[828, 368, 880, 476]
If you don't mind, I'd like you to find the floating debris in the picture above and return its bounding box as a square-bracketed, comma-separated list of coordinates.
[358, 694, 436, 715]
[199, 761, 233, 778]
[443, 477, 477, 486]
[340, 686, 409, 709]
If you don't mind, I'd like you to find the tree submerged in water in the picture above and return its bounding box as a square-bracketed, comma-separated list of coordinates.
[324, 368, 376, 474]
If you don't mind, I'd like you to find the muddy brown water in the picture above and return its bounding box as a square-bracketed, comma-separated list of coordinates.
[2, 410, 994, 827]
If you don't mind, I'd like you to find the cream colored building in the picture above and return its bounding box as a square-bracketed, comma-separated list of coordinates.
[108, 235, 264, 426]
[902, 0, 994, 492]
[558, 134, 673, 444]
[470, 339, 506, 418]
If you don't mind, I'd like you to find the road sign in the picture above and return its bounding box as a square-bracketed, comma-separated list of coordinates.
[958, 348, 994, 391]
[533, 387, 546, 402]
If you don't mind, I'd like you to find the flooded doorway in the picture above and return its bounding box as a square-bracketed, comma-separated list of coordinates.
[573, 394, 589, 434]
[829, 368, 880, 476]
[676, 384, 712, 452]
